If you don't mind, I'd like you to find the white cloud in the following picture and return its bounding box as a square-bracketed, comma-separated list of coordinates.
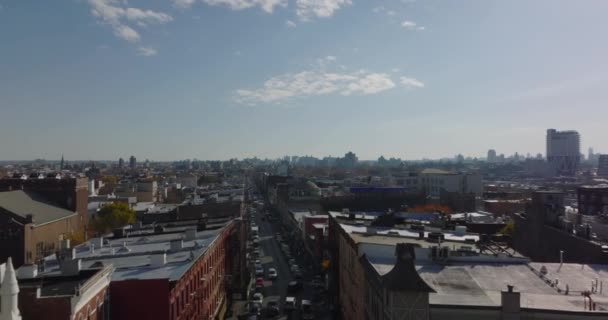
[87, 0, 172, 44]
[372, 6, 384, 13]
[400, 76, 425, 89]
[125, 8, 173, 24]
[401, 20, 425, 31]
[203, 0, 287, 13]
[401, 20, 416, 29]
[342, 73, 395, 95]
[172, 0, 196, 9]
[235, 61, 417, 105]
[296, 0, 352, 20]
[286, 20, 297, 28]
[137, 46, 157, 56]
[114, 24, 140, 42]
[373, 6, 396, 17]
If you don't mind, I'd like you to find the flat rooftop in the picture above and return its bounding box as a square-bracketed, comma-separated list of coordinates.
[340, 223, 480, 243]
[366, 255, 608, 313]
[43, 222, 229, 282]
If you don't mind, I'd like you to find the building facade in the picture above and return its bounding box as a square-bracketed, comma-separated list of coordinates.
[0, 190, 82, 267]
[578, 186, 608, 216]
[546, 129, 581, 176]
[18, 265, 112, 320]
[598, 154, 608, 177]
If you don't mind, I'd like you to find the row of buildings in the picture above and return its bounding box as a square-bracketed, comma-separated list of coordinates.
[0, 174, 249, 320]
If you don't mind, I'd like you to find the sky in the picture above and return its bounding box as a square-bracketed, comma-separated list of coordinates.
[1, 0, 608, 161]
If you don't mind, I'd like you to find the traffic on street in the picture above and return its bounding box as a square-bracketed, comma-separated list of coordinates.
[236, 192, 330, 320]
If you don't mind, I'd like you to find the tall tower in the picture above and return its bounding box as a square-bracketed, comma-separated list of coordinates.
[487, 149, 497, 163]
[129, 155, 137, 169]
[546, 129, 580, 176]
[60, 154, 64, 170]
[0, 257, 22, 320]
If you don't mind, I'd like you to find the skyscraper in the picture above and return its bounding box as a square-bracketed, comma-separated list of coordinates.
[546, 129, 580, 176]
[118, 157, 124, 168]
[598, 155, 608, 177]
[129, 155, 136, 169]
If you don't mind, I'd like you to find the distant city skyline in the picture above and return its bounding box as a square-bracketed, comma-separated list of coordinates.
[2, 1, 608, 160]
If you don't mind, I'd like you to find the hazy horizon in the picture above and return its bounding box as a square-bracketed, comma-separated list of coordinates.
[2, 1, 607, 161]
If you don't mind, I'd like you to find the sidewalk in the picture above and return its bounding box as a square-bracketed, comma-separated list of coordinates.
[226, 299, 248, 320]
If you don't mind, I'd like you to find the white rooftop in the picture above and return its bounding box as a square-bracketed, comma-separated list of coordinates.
[43, 223, 227, 282]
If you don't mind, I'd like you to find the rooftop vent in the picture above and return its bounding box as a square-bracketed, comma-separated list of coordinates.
[170, 240, 184, 251]
[185, 228, 197, 241]
[117, 246, 131, 253]
[136, 237, 150, 243]
[60, 259, 82, 276]
[454, 226, 467, 237]
[91, 237, 103, 249]
[17, 264, 38, 279]
[150, 253, 167, 267]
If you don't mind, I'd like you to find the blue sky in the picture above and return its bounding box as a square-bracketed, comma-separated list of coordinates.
[1, 0, 608, 161]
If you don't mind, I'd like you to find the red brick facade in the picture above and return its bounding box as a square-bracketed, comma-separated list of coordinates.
[109, 222, 235, 320]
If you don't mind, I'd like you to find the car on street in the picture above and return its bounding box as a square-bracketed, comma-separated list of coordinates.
[301, 299, 314, 320]
[290, 264, 299, 273]
[267, 268, 278, 280]
[248, 302, 262, 316]
[255, 277, 264, 289]
[253, 248, 260, 256]
[294, 270, 303, 279]
[255, 267, 264, 277]
[252, 292, 264, 304]
[284, 296, 296, 311]
[264, 301, 280, 318]
[287, 280, 302, 293]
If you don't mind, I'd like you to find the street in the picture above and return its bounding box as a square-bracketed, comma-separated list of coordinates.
[232, 206, 330, 320]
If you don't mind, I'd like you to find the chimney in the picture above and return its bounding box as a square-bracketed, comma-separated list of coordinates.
[25, 214, 34, 223]
[91, 237, 104, 249]
[501, 285, 521, 320]
[90, 243, 95, 254]
[60, 239, 71, 250]
[150, 253, 167, 267]
[17, 264, 38, 279]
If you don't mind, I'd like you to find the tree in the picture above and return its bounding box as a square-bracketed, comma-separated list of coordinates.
[92, 202, 135, 234]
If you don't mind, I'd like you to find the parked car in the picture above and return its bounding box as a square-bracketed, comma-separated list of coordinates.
[264, 301, 280, 317]
[287, 280, 302, 293]
[268, 268, 278, 280]
[252, 292, 264, 304]
[294, 270, 303, 279]
[255, 277, 264, 289]
[249, 302, 262, 315]
[255, 267, 264, 277]
[284, 296, 296, 311]
[290, 264, 299, 273]
[301, 299, 314, 320]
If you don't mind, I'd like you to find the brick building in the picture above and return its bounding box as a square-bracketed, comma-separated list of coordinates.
[329, 209, 608, 319]
[578, 185, 608, 216]
[0, 190, 83, 267]
[0, 177, 88, 227]
[17, 264, 112, 320]
[40, 220, 241, 320]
